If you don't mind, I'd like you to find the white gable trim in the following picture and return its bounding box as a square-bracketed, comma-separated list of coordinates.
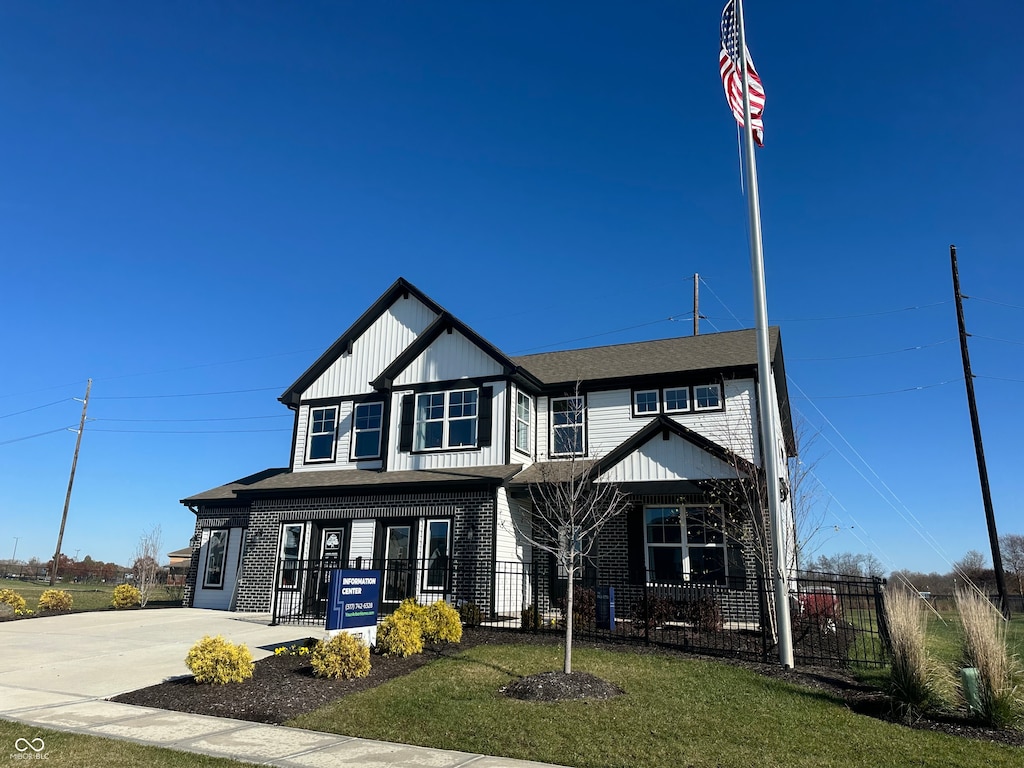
[597, 429, 739, 483]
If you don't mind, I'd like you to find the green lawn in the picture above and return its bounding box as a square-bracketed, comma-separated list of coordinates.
[923, 611, 1024, 667]
[288, 643, 1022, 768]
[0, 720, 257, 768]
[0, 578, 182, 613]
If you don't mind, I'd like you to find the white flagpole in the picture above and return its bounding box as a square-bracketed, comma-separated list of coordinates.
[735, 0, 794, 668]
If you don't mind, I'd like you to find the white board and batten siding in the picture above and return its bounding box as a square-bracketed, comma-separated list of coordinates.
[388, 381, 510, 472]
[536, 380, 759, 464]
[392, 329, 505, 387]
[193, 527, 244, 610]
[493, 488, 532, 615]
[301, 294, 438, 401]
[597, 432, 740, 483]
[349, 519, 376, 562]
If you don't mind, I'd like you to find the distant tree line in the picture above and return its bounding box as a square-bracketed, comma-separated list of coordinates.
[813, 534, 1024, 596]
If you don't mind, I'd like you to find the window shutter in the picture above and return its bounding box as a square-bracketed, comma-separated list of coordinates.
[399, 394, 415, 452]
[626, 504, 645, 584]
[477, 386, 493, 447]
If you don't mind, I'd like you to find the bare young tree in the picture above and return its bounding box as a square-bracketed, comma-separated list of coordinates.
[132, 525, 164, 607]
[519, 461, 629, 674]
[513, 392, 630, 674]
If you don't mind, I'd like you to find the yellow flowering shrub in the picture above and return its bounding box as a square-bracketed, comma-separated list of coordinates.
[423, 601, 462, 644]
[0, 588, 27, 614]
[111, 584, 142, 609]
[185, 635, 254, 684]
[375, 614, 423, 657]
[310, 633, 371, 679]
[38, 589, 73, 612]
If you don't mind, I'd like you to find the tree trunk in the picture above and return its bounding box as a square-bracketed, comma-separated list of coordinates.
[564, 566, 574, 674]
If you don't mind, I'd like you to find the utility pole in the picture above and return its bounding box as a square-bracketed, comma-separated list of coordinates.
[950, 246, 1010, 618]
[693, 273, 700, 336]
[50, 379, 91, 586]
[11, 537, 20, 563]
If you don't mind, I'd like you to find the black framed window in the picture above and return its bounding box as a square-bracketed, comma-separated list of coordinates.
[351, 401, 383, 459]
[551, 396, 585, 456]
[307, 406, 338, 461]
[203, 529, 229, 589]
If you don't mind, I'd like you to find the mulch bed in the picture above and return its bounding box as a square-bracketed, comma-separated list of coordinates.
[112, 627, 1023, 748]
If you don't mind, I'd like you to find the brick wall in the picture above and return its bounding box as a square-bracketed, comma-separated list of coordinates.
[230, 490, 497, 614]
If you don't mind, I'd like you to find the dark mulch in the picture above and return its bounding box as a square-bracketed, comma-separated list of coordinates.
[112, 627, 1023, 748]
[502, 671, 624, 701]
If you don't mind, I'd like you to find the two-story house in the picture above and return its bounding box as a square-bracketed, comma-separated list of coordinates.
[181, 278, 796, 625]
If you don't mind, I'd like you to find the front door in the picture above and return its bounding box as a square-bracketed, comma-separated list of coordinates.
[383, 524, 412, 603]
[315, 527, 346, 614]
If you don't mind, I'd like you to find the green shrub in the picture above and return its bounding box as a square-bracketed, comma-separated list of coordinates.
[185, 635, 254, 684]
[311, 633, 371, 679]
[955, 588, 1024, 729]
[111, 584, 142, 609]
[375, 614, 423, 657]
[0, 588, 27, 614]
[38, 589, 73, 613]
[459, 601, 482, 627]
[884, 588, 950, 721]
[558, 586, 596, 629]
[423, 601, 462, 644]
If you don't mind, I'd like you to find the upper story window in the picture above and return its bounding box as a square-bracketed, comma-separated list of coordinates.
[307, 406, 338, 461]
[631, 385, 719, 417]
[633, 390, 659, 416]
[415, 389, 478, 451]
[351, 401, 383, 459]
[551, 396, 585, 456]
[694, 384, 722, 411]
[664, 387, 690, 413]
[515, 391, 532, 454]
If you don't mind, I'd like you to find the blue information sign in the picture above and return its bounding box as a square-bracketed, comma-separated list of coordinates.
[326, 570, 381, 632]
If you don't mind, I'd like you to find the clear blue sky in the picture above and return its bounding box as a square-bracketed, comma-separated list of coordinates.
[1, 2, 1021, 575]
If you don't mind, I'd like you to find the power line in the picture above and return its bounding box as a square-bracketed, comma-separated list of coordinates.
[791, 379, 961, 399]
[91, 386, 285, 400]
[88, 427, 291, 434]
[92, 414, 289, 423]
[0, 426, 78, 447]
[972, 334, 1024, 346]
[0, 398, 72, 420]
[976, 375, 1024, 384]
[791, 338, 955, 361]
[968, 296, 1024, 311]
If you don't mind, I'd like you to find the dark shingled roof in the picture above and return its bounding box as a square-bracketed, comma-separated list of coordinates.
[512, 327, 780, 385]
[182, 465, 522, 504]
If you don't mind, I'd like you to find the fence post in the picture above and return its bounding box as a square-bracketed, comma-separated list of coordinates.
[873, 576, 890, 658]
[757, 573, 770, 663]
[269, 558, 280, 626]
[532, 560, 540, 631]
[642, 571, 650, 646]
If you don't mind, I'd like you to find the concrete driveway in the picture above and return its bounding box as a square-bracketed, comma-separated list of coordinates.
[0, 608, 310, 699]
[0, 609, 562, 768]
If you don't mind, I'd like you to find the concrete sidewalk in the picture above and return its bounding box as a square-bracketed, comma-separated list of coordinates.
[0, 609, 563, 767]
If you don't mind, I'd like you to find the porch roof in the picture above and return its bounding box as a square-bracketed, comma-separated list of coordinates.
[182, 464, 523, 503]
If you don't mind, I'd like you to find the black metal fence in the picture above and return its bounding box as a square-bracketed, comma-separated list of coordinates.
[270, 557, 888, 667]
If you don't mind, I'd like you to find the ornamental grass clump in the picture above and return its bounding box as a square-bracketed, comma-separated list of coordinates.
[422, 600, 462, 644]
[375, 614, 423, 657]
[185, 635, 254, 684]
[955, 588, 1024, 729]
[884, 588, 950, 721]
[311, 633, 371, 679]
[0, 588, 27, 615]
[111, 583, 142, 609]
[37, 589, 73, 613]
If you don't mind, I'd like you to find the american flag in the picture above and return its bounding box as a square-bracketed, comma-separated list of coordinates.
[720, 0, 765, 146]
